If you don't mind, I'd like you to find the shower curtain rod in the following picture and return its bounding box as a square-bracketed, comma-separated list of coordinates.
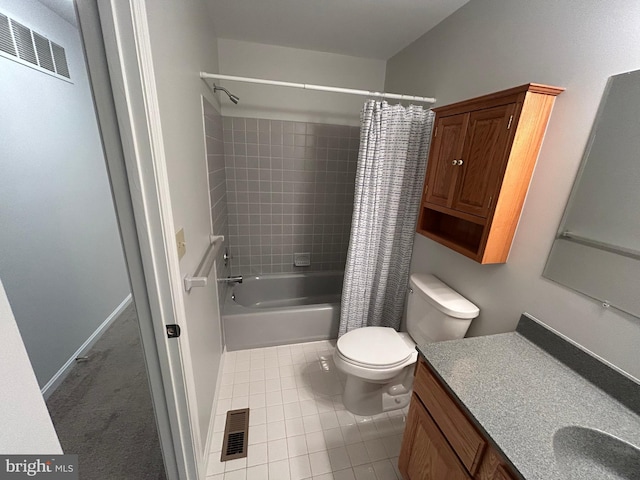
[200, 72, 436, 104]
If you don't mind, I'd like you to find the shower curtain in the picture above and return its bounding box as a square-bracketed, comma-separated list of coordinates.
[339, 101, 434, 336]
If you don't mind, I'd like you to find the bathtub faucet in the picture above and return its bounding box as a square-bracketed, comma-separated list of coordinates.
[218, 275, 243, 284]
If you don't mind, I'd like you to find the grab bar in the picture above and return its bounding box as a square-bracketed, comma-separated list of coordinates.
[560, 231, 640, 261]
[183, 235, 225, 292]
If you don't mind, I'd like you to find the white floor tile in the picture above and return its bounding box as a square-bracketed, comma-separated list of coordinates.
[250, 407, 266, 426]
[210, 341, 407, 480]
[265, 378, 281, 392]
[266, 390, 284, 406]
[300, 400, 319, 416]
[235, 362, 250, 373]
[246, 464, 268, 480]
[352, 464, 376, 480]
[319, 411, 340, 430]
[332, 468, 355, 480]
[250, 380, 266, 395]
[303, 414, 323, 434]
[250, 369, 265, 382]
[323, 428, 345, 450]
[265, 356, 280, 369]
[372, 459, 398, 480]
[346, 443, 370, 467]
[234, 371, 251, 384]
[249, 424, 267, 445]
[283, 388, 300, 404]
[225, 458, 247, 472]
[214, 414, 227, 433]
[219, 384, 234, 400]
[269, 459, 291, 480]
[289, 454, 312, 480]
[287, 434, 309, 457]
[233, 383, 250, 397]
[217, 399, 232, 415]
[285, 417, 306, 437]
[223, 469, 247, 480]
[206, 453, 225, 476]
[328, 447, 352, 471]
[336, 410, 356, 427]
[281, 376, 298, 390]
[340, 425, 363, 445]
[364, 439, 388, 462]
[268, 438, 289, 462]
[267, 421, 286, 441]
[381, 435, 402, 458]
[249, 393, 266, 409]
[305, 431, 327, 453]
[284, 402, 303, 420]
[309, 451, 332, 476]
[266, 404, 285, 423]
[232, 396, 249, 409]
[247, 442, 268, 467]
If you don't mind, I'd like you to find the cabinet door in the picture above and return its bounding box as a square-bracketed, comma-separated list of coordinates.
[452, 104, 516, 218]
[424, 113, 467, 208]
[399, 395, 471, 480]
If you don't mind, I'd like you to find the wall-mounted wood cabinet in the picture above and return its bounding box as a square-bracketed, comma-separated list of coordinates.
[399, 359, 520, 480]
[417, 84, 564, 263]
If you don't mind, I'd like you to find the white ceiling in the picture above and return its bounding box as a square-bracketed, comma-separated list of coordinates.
[37, 0, 77, 26]
[206, 0, 470, 60]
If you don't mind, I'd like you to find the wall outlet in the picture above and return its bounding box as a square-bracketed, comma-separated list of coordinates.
[294, 252, 311, 267]
[176, 228, 186, 260]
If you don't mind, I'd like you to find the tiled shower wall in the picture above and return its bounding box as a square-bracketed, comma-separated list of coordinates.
[223, 117, 359, 275]
[203, 99, 230, 305]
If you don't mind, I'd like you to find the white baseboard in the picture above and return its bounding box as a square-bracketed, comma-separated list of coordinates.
[41, 294, 133, 399]
[203, 346, 227, 477]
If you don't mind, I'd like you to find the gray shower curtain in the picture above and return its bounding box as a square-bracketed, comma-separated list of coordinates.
[339, 101, 434, 336]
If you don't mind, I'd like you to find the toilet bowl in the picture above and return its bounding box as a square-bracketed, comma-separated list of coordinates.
[334, 274, 479, 415]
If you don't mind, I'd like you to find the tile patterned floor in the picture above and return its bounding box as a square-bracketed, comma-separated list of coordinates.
[206, 340, 408, 480]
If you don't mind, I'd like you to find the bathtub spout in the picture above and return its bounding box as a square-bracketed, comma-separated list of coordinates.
[218, 275, 243, 284]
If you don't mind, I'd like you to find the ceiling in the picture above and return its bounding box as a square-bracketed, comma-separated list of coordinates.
[206, 0, 470, 60]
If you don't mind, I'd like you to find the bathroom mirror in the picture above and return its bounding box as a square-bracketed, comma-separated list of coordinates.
[543, 69, 640, 317]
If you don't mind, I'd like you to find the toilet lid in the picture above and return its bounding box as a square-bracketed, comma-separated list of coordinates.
[337, 327, 413, 368]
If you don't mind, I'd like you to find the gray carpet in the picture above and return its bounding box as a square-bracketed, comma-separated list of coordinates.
[46, 303, 167, 480]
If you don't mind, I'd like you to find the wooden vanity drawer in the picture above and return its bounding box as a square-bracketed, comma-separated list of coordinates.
[413, 359, 487, 475]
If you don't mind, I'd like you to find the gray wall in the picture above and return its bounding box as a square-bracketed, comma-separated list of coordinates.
[0, 0, 130, 386]
[223, 117, 358, 275]
[385, 0, 640, 380]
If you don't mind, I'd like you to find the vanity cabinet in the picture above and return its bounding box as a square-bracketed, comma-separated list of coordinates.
[417, 84, 564, 264]
[399, 359, 520, 480]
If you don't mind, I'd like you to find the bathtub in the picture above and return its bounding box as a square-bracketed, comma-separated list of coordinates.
[222, 272, 343, 351]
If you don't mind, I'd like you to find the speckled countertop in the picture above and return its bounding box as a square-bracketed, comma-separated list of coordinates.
[417, 330, 640, 480]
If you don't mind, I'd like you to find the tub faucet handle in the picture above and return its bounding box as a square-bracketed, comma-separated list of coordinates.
[223, 248, 232, 267]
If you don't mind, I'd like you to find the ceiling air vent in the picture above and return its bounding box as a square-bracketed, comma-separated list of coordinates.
[51, 41, 69, 78]
[33, 32, 54, 72]
[0, 11, 70, 80]
[11, 19, 37, 65]
[0, 13, 15, 56]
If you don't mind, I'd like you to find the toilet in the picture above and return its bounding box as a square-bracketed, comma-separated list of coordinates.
[334, 273, 479, 415]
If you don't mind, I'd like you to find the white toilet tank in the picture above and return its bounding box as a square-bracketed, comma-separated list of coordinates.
[406, 274, 479, 345]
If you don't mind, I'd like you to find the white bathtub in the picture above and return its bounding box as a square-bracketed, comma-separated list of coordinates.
[222, 272, 343, 351]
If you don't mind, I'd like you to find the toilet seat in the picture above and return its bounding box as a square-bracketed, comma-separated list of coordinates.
[337, 326, 414, 369]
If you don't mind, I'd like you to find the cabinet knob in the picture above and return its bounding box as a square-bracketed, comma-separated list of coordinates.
[452, 160, 457, 165]
[458, 159, 464, 166]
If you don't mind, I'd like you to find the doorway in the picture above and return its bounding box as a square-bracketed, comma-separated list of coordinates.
[0, 0, 166, 477]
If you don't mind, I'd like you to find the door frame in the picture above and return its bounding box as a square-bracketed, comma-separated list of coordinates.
[77, 1, 201, 478]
